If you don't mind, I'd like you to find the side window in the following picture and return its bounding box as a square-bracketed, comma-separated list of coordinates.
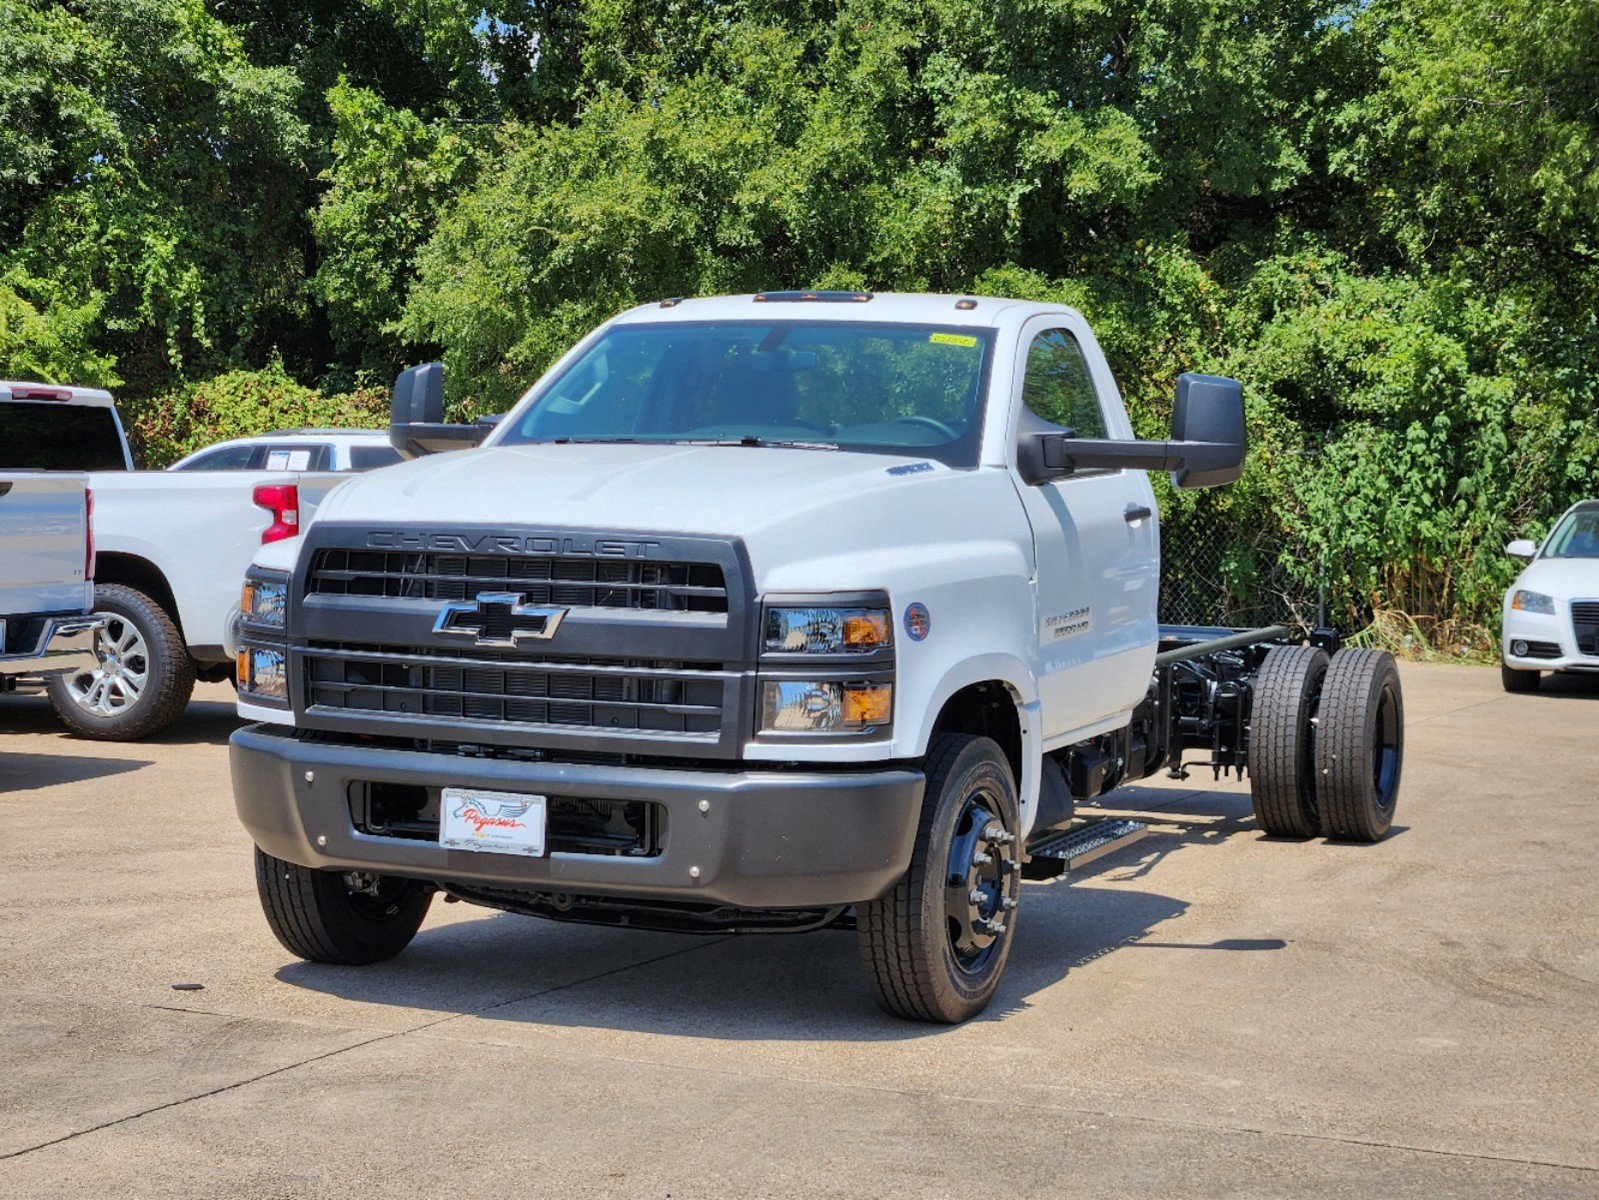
[173, 444, 257, 471]
[1022, 329, 1107, 437]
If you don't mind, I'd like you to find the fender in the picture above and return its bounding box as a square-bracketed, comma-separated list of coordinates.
[916, 653, 1044, 829]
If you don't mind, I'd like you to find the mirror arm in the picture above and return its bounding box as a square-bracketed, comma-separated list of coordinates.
[1021, 434, 1237, 484]
[389, 423, 489, 458]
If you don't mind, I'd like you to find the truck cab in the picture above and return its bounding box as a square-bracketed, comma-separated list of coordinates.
[232, 292, 1402, 1022]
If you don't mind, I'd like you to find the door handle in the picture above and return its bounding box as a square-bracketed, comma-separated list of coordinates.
[1124, 503, 1152, 524]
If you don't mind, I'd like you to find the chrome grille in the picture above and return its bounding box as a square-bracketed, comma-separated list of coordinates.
[304, 642, 728, 737]
[308, 549, 728, 614]
[1573, 600, 1599, 656]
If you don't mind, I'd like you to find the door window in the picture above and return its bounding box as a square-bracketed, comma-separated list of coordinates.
[1022, 330, 1107, 436]
[172, 444, 258, 471]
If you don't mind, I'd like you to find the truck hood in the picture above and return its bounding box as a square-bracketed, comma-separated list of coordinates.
[309, 442, 1027, 590]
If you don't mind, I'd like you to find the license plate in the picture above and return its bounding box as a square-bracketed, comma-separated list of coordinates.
[439, 788, 546, 857]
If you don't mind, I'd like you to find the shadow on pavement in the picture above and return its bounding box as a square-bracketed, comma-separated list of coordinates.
[0, 750, 153, 792]
[274, 878, 1194, 1038]
[0, 692, 241, 746]
[1527, 672, 1599, 699]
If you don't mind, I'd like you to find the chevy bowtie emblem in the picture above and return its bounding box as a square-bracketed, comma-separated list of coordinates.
[433, 592, 567, 646]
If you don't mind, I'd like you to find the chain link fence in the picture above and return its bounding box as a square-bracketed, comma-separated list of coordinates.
[1158, 520, 1368, 633]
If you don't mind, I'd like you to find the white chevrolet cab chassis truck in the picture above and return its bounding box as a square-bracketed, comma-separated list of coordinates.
[231, 292, 1404, 1023]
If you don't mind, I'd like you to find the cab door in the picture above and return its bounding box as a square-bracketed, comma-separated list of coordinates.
[1010, 318, 1159, 742]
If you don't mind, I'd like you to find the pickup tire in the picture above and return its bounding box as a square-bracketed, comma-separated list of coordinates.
[1500, 663, 1540, 693]
[1315, 649, 1404, 842]
[858, 734, 1021, 1024]
[1248, 646, 1330, 838]
[45, 583, 195, 741]
[254, 848, 432, 965]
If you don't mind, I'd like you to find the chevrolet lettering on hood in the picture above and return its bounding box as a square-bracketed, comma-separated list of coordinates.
[366, 530, 663, 558]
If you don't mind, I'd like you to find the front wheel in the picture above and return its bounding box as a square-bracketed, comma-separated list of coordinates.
[254, 848, 433, 965]
[858, 734, 1021, 1023]
[1501, 663, 1540, 693]
[46, 583, 195, 741]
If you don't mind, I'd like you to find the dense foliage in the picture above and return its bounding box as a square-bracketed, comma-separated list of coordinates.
[2, 0, 1596, 635]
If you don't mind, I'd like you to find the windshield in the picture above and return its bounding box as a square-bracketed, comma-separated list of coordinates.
[496, 320, 994, 466]
[1543, 509, 1599, 559]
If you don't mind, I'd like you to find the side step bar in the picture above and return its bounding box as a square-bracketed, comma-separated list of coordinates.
[1022, 818, 1148, 880]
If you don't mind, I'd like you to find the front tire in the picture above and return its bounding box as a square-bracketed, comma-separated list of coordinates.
[1501, 663, 1540, 693]
[46, 583, 195, 741]
[858, 734, 1021, 1024]
[254, 848, 433, 965]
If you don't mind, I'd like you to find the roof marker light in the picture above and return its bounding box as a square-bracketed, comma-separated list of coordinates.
[752, 290, 873, 303]
[955, 298, 979, 310]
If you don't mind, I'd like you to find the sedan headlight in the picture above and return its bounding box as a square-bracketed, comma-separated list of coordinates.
[241, 575, 289, 628]
[761, 681, 893, 733]
[765, 606, 891, 654]
[1511, 590, 1556, 615]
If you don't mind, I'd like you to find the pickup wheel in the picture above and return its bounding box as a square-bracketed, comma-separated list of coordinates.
[45, 583, 195, 741]
[1247, 646, 1331, 838]
[254, 848, 432, 965]
[1315, 649, 1404, 842]
[857, 734, 1021, 1024]
[1501, 663, 1540, 693]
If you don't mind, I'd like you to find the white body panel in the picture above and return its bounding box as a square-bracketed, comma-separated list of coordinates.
[90, 470, 349, 659]
[0, 473, 92, 618]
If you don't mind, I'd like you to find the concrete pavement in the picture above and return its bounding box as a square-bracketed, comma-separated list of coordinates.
[1, 664, 1596, 1197]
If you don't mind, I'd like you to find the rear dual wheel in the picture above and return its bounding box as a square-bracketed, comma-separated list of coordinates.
[1249, 646, 1402, 844]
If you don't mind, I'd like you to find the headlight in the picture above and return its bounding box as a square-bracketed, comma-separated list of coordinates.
[765, 606, 891, 654]
[241, 575, 289, 628]
[761, 681, 892, 732]
[1511, 590, 1556, 615]
[237, 646, 288, 700]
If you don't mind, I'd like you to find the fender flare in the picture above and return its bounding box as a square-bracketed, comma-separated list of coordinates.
[915, 654, 1044, 827]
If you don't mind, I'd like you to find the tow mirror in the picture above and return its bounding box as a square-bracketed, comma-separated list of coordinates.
[388, 363, 488, 458]
[1018, 372, 1247, 489]
[1505, 539, 1537, 562]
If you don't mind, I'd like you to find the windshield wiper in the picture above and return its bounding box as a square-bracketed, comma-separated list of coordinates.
[678, 436, 839, 451]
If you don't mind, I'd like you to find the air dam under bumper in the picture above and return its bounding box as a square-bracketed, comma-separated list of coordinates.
[231, 725, 925, 909]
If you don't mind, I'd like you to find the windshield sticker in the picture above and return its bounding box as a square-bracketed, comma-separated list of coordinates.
[929, 332, 978, 348]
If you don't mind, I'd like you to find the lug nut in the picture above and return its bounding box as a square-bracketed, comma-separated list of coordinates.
[972, 852, 992, 866]
[1001, 897, 1018, 911]
[1002, 858, 1020, 874]
[969, 888, 986, 905]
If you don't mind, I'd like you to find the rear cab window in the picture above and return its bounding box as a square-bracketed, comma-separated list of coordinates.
[0, 401, 129, 471]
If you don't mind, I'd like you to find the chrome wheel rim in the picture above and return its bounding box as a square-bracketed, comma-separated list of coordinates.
[65, 614, 149, 717]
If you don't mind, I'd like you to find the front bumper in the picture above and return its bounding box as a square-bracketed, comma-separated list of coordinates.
[0, 615, 104, 683]
[1502, 608, 1599, 673]
[231, 725, 925, 909]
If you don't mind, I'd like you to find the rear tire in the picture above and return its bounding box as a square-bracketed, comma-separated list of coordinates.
[1315, 650, 1404, 842]
[1248, 646, 1331, 838]
[46, 583, 195, 741]
[254, 848, 432, 965]
[858, 734, 1021, 1024]
[1501, 663, 1540, 693]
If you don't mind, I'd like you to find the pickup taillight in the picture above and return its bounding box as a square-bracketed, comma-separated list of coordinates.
[253, 483, 300, 544]
[85, 486, 96, 581]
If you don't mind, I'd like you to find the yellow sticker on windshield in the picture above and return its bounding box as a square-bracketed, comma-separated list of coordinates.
[929, 332, 978, 348]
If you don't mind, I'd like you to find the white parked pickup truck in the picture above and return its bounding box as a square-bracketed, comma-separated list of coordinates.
[1, 381, 349, 739]
[0, 471, 102, 693]
[231, 292, 1405, 1023]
